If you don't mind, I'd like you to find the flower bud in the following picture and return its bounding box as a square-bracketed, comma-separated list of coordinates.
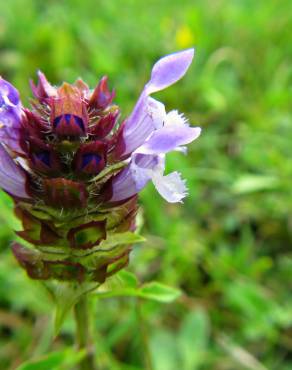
[28, 138, 61, 174]
[89, 76, 115, 110]
[50, 83, 88, 138]
[73, 141, 107, 176]
[89, 109, 119, 139]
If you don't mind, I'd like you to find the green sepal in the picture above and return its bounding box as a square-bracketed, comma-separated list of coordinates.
[38, 231, 144, 260]
[73, 231, 145, 258]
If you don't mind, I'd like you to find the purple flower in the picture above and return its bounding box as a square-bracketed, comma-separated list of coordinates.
[0, 49, 201, 282]
[0, 49, 200, 204]
[111, 49, 201, 203]
[0, 78, 28, 198]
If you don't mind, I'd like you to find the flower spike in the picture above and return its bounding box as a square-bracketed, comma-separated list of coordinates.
[0, 49, 200, 284]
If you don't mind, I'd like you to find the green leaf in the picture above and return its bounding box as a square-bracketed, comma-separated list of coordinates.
[117, 270, 139, 288]
[16, 349, 85, 370]
[96, 274, 181, 303]
[139, 282, 181, 303]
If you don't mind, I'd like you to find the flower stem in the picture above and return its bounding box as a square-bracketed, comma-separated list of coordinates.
[136, 300, 154, 370]
[74, 294, 96, 370]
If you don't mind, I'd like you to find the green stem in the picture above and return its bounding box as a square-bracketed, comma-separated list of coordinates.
[136, 300, 154, 370]
[74, 294, 96, 370]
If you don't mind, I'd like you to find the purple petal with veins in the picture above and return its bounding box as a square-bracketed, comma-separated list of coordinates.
[0, 78, 23, 152]
[110, 154, 159, 202]
[120, 97, 165, 156]
[0, 144, 29, 198]
[136, 125, 201, 155]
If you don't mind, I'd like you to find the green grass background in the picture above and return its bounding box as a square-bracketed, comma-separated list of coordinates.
[0, 0, 291, 369]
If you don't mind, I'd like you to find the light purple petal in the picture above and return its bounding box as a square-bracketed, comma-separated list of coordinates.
[121, 98, 165, 155]
[136, 125, 201, 155]
[110, 152, 189, 203]
[0, 144, 29, 198]
[145, 48, 195, 95]
[110, 154, 159, 202]
[0, 78, 20, 105]
[110, 165, 139, 201]
[152, 171, 188, 203]
[0, 78, 23, 151]
[120, 49, 195, 155]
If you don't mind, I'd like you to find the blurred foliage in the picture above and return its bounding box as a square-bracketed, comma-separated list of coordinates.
[0, 0, 292, 369]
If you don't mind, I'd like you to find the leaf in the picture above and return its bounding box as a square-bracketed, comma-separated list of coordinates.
[16, 349, 85, 370]
[118, 270, 139, 288]
[44, 281, 98, 336]
[96, 273, 181, 303]
[139, 282, 181, 303]
[232, 175, 279, 194]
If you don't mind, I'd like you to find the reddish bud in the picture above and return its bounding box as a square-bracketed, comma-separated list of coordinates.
[73, 141, 107, 176]
[21, 110, 48, 145]
[50, 83, 88, 137]
[90, 110, 119, 138]
[74, 78, 90, 98]
[89, 76, 115, 110]
[28, 138, 61, 175]
[30, 71, 57, 101]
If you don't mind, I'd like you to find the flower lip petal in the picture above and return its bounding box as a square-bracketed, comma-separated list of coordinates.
[0, 78, 20, 105]
[145, 48, 195, 95]
[151, 171, 188, 203]
[0, 77, 23, 152]
[109, 154, 159, 202]
[109, 151, 190, 204]
[0, 144, 29, 199]
[135, 126, 201, 155]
